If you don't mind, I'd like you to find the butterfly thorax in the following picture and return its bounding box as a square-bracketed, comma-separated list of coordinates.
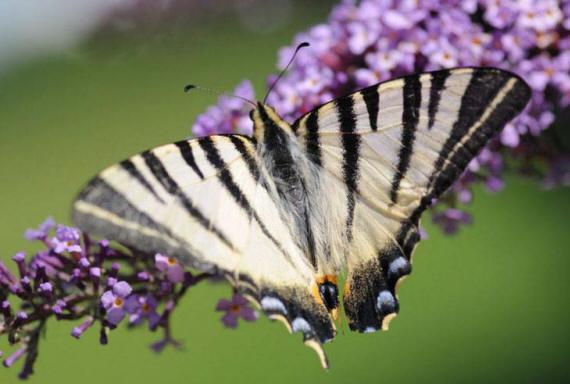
[252, 103, 342, 276]
[252, 103, 315, 261]
[252, 103, 303, 201]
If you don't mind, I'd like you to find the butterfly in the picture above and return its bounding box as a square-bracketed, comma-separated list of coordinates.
[72, 66, 530, 368]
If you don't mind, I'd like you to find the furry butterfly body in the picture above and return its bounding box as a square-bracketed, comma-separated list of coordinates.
[73, 67, 530, 368]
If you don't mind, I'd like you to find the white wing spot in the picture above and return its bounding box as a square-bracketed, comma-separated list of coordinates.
[260, 297, 288, 315]
[363, 326, 378, 333]
[388, 256, 409, 276]
[376, 290, 396, 311]
[291, 317, 312, 334]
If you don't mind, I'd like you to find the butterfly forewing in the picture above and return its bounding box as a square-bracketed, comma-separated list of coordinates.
[72, 134, 336, 365]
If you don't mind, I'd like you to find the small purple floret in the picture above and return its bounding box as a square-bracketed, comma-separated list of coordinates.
[113, 281, 132, 297]
[11, 252, 27, 278]
[1, 300, 11, 318]
[126, 294, 160, 328]
[90, 267, 101, 278]
[11, 252, 25, 263]
[69, 268, 82, 284]
[105, 277, 117, 289]
[71, 317, 94, 339]
[79, 258, 90, 269]
[101, 281, 133, 325]
[24, 217, 55, 241]
[20, 276, 31, 291]
[51, 225, 82, 254]
[137, 271, 150, 281]
[39, 282, 53, 293]
[52, 299, 66, 317]
[155, 254, 184, 283]
[16, 311, 28, 320]
[3, 347, 26, 368]
[215, 294, 258, 328]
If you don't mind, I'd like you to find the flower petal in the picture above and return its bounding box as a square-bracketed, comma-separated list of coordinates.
[106, 307, 126, 325]
[100, 291, 115, 309]
[215, 299, 232, 311]
[113, 281, 133, 298]
[221, 312, 238, 328]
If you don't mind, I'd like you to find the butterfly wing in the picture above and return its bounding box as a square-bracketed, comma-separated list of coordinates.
[72, 134, 335, 366]
[293, 68, 531, 332]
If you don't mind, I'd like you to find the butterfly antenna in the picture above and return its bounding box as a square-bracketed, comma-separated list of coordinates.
[184, 84, 256, 108]
[263, 41, 310, 104]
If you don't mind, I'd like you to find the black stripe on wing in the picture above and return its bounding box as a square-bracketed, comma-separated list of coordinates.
[336, 95, 360, 242]
[227, 135, 259, 180]
[305, 110, 322, 167]
[390, 74, 422, 204]
[120, 159, 166, 204]
[427, 70, 451, 130]
[198, 137, 293, 261]
[174, 141, 205, 180]
[361, 86, 380, 131]
[227, 135, 274, 193]
[141, 150, 237, 251]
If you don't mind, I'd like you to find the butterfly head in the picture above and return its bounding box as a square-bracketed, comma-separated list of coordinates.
[250, 102, 295, 143]
[250, 101, 277, 122]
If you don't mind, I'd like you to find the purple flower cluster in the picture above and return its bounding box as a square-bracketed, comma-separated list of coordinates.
[193, 80, 256, 137]
[193, 0, 570, 234]
[0, 218, 257, 379]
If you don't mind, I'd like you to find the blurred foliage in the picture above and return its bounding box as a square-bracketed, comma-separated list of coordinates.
[0, 2, 569, 383]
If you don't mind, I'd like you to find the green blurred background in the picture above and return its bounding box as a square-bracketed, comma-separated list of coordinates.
[1, 1, 569, 383]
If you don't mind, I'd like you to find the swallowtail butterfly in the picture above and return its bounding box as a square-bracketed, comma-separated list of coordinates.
[72, 66, 530, 368]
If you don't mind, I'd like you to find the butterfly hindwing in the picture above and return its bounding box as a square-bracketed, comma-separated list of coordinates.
[293, 67, 531, 332]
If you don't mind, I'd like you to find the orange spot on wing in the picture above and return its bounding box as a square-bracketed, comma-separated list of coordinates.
[311, 282, 323, 305]
[330, 308, 339, 321]
[316, 274, 338, 285]
[343, 279, 351, 297]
